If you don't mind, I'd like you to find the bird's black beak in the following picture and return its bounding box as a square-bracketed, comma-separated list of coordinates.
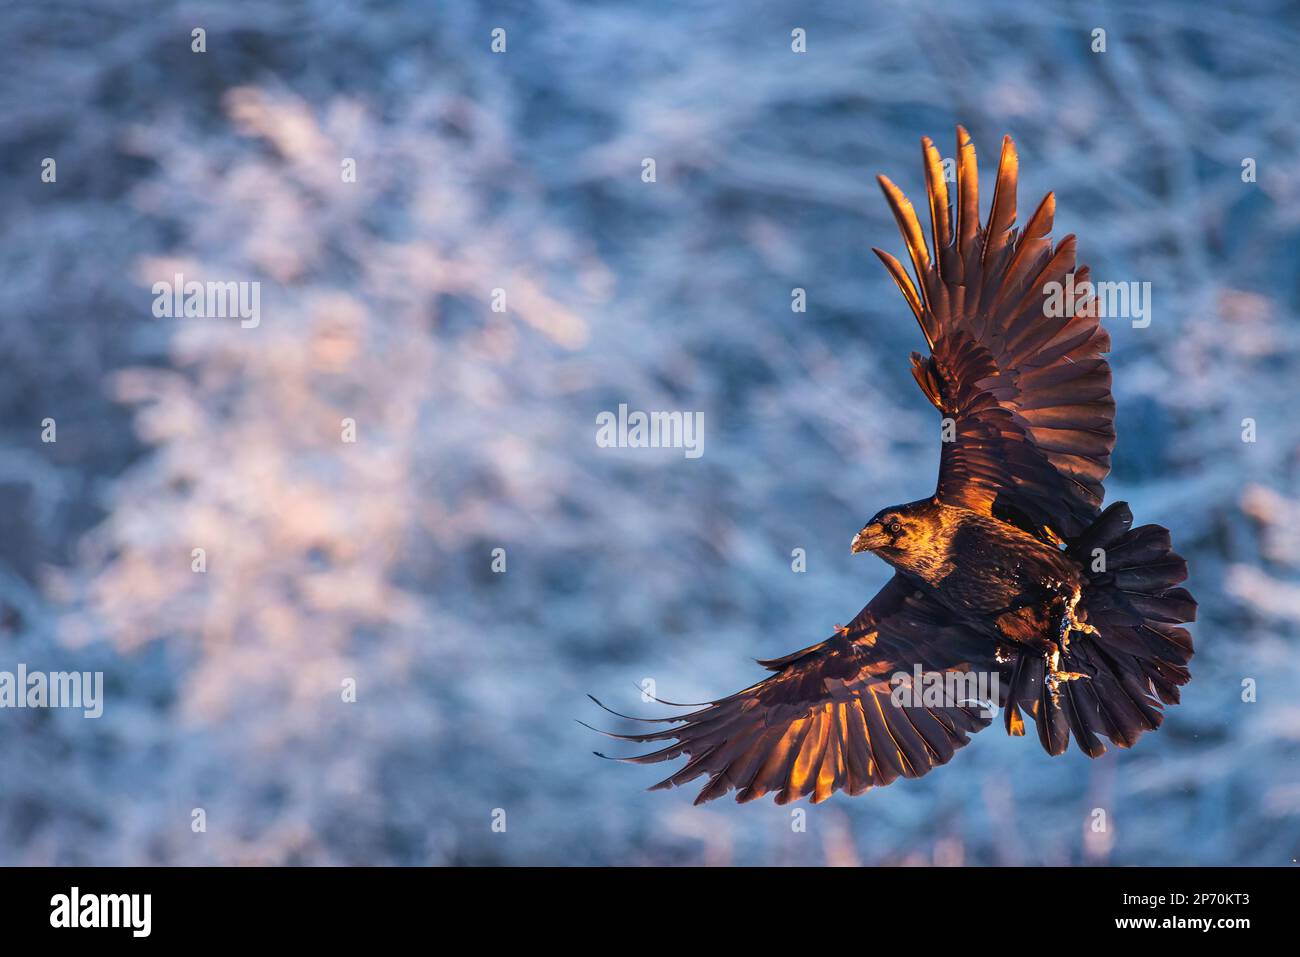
[851, 522, 889, 554]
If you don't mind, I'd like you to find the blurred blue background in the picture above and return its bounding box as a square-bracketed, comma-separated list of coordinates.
[0, 0, 1297, 864]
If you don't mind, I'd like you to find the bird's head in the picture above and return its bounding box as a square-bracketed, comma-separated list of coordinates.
[851, 500, 941, 562]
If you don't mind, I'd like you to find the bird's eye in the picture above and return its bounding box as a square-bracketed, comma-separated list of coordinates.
[889, 521, 901, 533]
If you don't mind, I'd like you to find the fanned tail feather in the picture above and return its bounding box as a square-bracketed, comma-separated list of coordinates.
[1004, 501, 1197, 756]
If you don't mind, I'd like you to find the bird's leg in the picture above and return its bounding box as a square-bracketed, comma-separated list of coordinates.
[1044, 644, 1088, 704]
[1058, 584, 1099, 653]
[1045, 586, 1092, 703]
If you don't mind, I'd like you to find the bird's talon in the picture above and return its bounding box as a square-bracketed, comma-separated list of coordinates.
[1044, 641, 1090, 702]
[1057, 585, 1097, 651]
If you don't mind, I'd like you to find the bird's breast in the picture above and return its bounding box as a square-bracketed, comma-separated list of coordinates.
[929, 519, 1081, 617]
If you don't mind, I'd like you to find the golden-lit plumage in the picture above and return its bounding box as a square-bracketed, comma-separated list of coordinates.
[589, 129, 1196, 804]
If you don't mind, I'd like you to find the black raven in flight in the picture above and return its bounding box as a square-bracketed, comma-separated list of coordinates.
[590, 128, 1196, 805]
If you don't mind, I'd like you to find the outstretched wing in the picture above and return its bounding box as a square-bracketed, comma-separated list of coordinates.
[588, 575, 998, 805]
[874, 128, 1115, 541]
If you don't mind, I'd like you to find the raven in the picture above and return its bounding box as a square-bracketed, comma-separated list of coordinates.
[589, 128, 1196, 805]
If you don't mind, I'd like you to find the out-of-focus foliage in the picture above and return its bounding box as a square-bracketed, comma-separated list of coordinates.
[0, 1, 1297, 864]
